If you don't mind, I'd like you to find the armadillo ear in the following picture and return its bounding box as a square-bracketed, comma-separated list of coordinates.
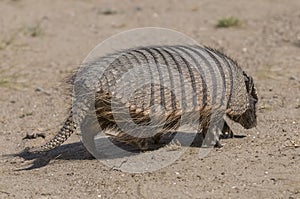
[251, 84, 258, 102]
[243, 71, 258, 103]
[243, 71, 253, 94]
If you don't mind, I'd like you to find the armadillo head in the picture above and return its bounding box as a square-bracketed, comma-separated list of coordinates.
[229, 72, 258, 129]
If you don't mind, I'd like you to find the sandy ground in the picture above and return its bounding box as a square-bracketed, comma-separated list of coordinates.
[0, 0, 299, 198]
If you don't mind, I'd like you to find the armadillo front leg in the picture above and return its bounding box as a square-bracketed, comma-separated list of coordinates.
[220, 121, 234, 139]
[199, 119, 233, 148]
[200, 127, 223, 148]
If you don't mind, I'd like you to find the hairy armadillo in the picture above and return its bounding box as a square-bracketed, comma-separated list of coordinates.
[28, 45, 258, 153]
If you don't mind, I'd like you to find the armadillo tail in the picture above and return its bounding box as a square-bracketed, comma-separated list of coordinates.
[28, 114, 76, 153]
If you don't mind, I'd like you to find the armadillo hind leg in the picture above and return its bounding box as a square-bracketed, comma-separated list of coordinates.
[28, 113, 76, 153]
[105, 129, 161, 151]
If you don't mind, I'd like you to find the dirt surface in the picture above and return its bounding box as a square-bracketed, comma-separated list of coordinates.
[0, 0, 299, 198]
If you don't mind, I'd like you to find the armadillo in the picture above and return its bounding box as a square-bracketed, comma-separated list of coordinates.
[28, 45, 258, 153]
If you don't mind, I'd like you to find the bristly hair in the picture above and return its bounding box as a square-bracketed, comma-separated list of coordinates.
[203, 45, 241, 68]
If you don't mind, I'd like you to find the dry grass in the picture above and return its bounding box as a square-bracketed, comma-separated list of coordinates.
[0, 20, 44, 50]
[0, 35, 16, 50]
[24, 21, 44, 37]
[256, 65, 283, 80]
[0, 69, 25, 89]
[216, 16, 242, 28]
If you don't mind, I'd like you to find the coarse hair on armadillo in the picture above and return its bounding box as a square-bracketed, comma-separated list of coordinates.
[28, 45, 258, 153]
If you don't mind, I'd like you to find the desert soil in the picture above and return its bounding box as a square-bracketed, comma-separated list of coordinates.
[0, 0, 299, 198]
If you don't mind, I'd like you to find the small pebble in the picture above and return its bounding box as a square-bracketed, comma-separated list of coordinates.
[135, 6, 142, 11]
[35, 87, 51, 95]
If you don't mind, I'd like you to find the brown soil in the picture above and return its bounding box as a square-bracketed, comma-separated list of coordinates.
[0, 0, 299, 198]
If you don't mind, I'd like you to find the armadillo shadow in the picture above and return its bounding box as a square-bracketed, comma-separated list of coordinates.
[8, 142, 92, 171]
[10, 131, 245, 170]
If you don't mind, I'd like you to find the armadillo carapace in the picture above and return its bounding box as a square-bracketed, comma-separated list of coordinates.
[28, 45, 258, 153]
